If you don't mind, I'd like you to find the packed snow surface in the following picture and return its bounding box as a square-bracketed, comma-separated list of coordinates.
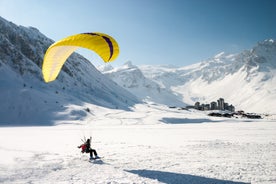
[0, 104, 275, 184]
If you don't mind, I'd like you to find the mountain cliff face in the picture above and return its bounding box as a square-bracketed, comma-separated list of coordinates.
[0, 16, 138, 125]
[101, 40, 276, 114]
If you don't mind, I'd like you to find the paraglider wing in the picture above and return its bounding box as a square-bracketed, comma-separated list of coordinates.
[42, 32, 119, 83]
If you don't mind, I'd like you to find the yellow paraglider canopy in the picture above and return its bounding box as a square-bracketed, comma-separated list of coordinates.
[42, 32, 119, 83]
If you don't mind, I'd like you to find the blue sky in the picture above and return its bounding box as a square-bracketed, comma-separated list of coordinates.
[0, 0, 275, 67]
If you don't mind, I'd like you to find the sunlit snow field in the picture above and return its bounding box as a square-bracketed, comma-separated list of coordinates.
[0, 104, 275, 184]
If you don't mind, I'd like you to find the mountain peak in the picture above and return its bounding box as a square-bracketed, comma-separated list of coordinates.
[262, 38, 275, 44]
[214, 52, 226, 59]
[254, 39, 276, 51]
[123, 60, 136, 68]
[249, 39, 276, 68]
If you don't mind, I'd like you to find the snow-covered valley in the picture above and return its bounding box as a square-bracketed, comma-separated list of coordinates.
[0, 105, 276, 184]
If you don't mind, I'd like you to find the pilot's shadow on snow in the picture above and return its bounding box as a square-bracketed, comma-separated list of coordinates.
[89, 159, 105, 165]
[126, 169, 249, 184]
[161, 117, 217, 124]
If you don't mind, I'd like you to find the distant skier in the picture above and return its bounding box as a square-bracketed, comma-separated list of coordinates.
[78, 138, 100, 160]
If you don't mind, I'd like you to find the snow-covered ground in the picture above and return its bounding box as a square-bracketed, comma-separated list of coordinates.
[0, 104, 275, 184]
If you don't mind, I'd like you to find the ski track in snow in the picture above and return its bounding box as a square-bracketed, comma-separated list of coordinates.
[0, 105, 276, 184]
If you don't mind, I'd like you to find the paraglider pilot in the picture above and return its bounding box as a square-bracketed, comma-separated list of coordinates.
[78, 138, 99, 160]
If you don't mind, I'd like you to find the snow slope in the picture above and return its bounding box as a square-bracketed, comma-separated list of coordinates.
[0, 104, 275, 184]
[101, 40, 276, 114]
[0, 16, 139, 125]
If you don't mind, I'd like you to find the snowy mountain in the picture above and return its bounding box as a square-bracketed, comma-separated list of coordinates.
[0, 16, 139, 125]
[99, 61, 186, 106]
[100, 40, 276, 114]
[0, 15, 274, 126]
